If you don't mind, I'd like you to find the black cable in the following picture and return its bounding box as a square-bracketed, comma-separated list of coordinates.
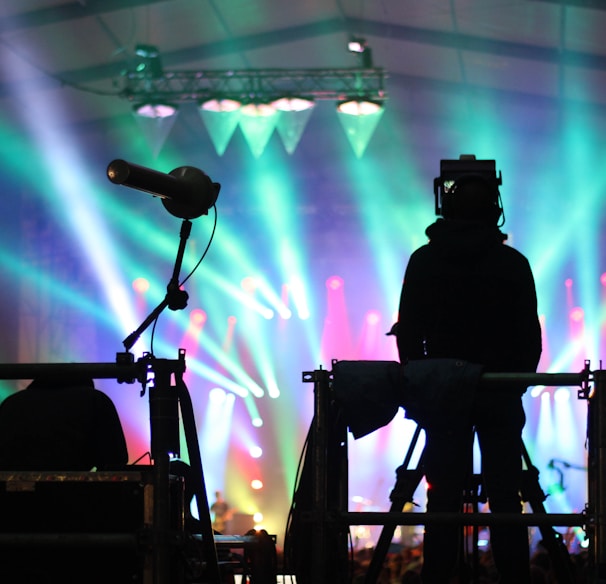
[283, 424, 312, 574]
[180, 204, 218, 287]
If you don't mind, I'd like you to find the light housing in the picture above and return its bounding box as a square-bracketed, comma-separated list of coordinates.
[200, 98, 242, 113]
[240, 102, 278, 117]
[271, 96, 315, 112]
[348, 38, 367, 54]
[347, 37, 373, 67]
[133, 102, 178, 119]
[336, 99, 383, 116]
[133, 44, 164, 78]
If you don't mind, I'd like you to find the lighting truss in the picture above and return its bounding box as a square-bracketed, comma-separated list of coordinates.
[119, 67, 388, 104]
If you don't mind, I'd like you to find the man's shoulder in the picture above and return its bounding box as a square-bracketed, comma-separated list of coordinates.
[409, 242, 432, 259]
[0, 389, 30, 409]
[497, 242, 532, 264]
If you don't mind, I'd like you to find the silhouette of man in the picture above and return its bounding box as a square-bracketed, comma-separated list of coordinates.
[395, 169, 542, 583]
[0, 375, 128, 471]
[0, 374, 129, 582]
[210, 490, 231, 533]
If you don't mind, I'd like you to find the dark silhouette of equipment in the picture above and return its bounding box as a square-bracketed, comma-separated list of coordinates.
[0, 161, 276, 584]
[107, 159, 220, 219]
[433, 154, 504, 226]
[285, 362, 600, 584]
[362, 428, 577, 584]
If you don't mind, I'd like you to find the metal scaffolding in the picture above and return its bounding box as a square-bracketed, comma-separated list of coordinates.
[119, 67, 388, 104]
[295, 363, 605, 584]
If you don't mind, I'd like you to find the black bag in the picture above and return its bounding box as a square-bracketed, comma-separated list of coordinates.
[331, 358, 483, 436]
[331, 360, 403, 439]
[402, 359, 483, 429]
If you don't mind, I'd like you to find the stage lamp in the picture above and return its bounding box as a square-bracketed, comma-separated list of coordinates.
[336, 99, 385, 158]
[135, 43, 160, 58]
[134, 44, 164, 79]
[132, 102, 179, 156]
[336, 99, 383, 116]
[348, 37, 367, 54]
[133, 102, 178, 118]
[200, 98, 242, 112]
[199, 98, 242, 156]
[240, 102, 277, 117]
[347, 37, 373, 68]
[238, 101, 279, 157]
[272, 96, 315, 154]
[270, 96, 315, 112]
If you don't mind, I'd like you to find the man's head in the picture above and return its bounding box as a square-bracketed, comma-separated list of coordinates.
[441, 174, 502, 225]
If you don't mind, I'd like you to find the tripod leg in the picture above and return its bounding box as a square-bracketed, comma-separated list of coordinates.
[177, 376, 221, 583]
[521, 441, 576, 584]
[364, 426, 425, 584]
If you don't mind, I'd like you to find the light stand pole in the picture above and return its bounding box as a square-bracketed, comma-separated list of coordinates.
[584, 365, 606, 582]
[109, 160, 222, 583]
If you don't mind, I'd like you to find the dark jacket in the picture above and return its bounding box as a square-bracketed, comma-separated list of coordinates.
[0, 378, 128, 471]
[397, 219, 542, 376]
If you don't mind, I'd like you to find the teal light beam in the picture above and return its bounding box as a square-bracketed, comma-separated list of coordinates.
[9, 84, 139, 337]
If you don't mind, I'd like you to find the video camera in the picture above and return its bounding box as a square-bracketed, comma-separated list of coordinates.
[433, 154, 502, 217]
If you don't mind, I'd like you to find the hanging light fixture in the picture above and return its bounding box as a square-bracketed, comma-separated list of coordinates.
[133, 102, 178, 118]
[240, 102, 277, 117]
[132, 103, 179, 157]
[123, 62, 387, 155]
[198, 98, 242, 156]
[200, 98, 242, 113]
[238, 101, 280, 158]
[271, 96, 315, 154]
[336, 98, 385, 158]
[336, 99, 383, 116]
[134, 44, 165, 79]
[270, 96, 315, 112]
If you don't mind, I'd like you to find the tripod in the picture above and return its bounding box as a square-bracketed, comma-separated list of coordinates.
[363, 424, 577, 584]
